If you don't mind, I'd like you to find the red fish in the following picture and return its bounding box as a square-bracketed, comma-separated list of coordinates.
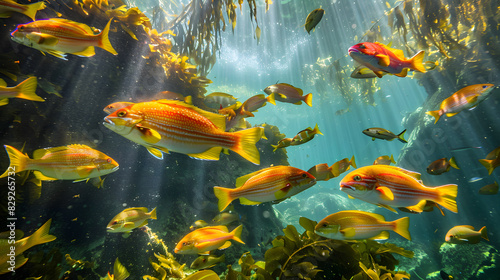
[348, 42, 426, 78]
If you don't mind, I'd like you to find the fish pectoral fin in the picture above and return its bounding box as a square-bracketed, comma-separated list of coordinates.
[347, 195, 356, 200]
[277, 93, 287, 99]
[466, 95, 479, 104]
[340, 227, 356, 238]
[72, 46, 96, 57]
[238, 197, 261, 205]
[136, 125, 162, 144]
[187, 147, 222, 161]
[76, 166, 96, 177]
[122, 222, 136, 229]
[218, 241, 232, 250]
[146, 147, 164, 159]
[275, 185, 292, 200]
[370, 231, 390, 240]
[33, 171, 57, 181]
[377, 203, 398, 213]
[376, 186, 394, 200]
[376, 54, 390, 67]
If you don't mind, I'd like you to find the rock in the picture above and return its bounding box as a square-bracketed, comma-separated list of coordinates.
[438, 242, 499, 279]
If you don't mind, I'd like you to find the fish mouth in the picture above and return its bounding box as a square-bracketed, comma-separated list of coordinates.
[340, 182, 353, 191]
[348, 47, 360, 54]
[106, 227, 114, 231]
[103, 117, 114, 125]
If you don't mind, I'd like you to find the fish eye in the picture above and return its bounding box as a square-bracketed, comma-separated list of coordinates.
[117, 110, 127, 117]
[482, 85, 488, 88]
[359, 44, 366, 49]
[182, 242, 186, 246]
[202, 258, 207, 263]
[302, 174, 307, 178]
[286, 183, 291, 188]
[107, 158, 112, 163]
[353, 175, 361, 181]
[322, 223, 328, 227]
[19, 26, 24, 30]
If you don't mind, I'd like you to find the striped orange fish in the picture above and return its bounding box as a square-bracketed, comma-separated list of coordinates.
[174, 225, 244, 255]
[426, 84, 495, 124]
[11, 18, 117, 60]
[0, 144, 119, 184]
[214, 165, 316, 211]
[0, 77, 44, 106]
[314, 210, 411, 240]
[0, 0, 45, 20]
[103, 100, 264, 164]
[340, 165, 457, 213]
[479, 146, 500, 175]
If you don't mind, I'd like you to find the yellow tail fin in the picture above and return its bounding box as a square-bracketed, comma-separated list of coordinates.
[267, 93, 276, 105]
[349, 155, 357, 169]
[231, 127, 264, 165]
[149, 207, 157, 220]
[23, 1, 46, 21]
[479, 159, 495, 175]
[392, 217, 411, 240]
[304, 93, 313, 107]
[0, 145, 30, 178]
[98, 19, 118, 55]
[15, 77, 44, 102]
[313, 123, 323, 135]
[389, 154, 396, 164]
[26, 219, 57, 249]
[426, 110, 442, 124]
[410, 51, 426, 73]
[479, 226, 489, 241]
[397, 129, 407, 143]
[230, 225, 245, 244]
[213, 186, 235, 212]
[449, 157, 459, 169]
[435, 184, 458, 213]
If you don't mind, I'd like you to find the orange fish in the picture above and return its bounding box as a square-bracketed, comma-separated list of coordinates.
[103, 100, 264, 164]
[0, 0, 45, 20]
[11, 18, 117, 60]
[242, 94, 276, 112]
[314, 210, 411, 241]
[0, 144, 119, 185]
[340, 165, 457, 213]
[307, 163, 335, 181]
[445, 225, 488, 244]
[174, 225, 244, 255]
[426, 84, 495, 124]
[290, 124, 323, 146]
[271, 138, 293, 152]
[426, 157, 459, 175]
[331, 156, 357, 177]
[263, 83, 313, 107]
[479, 146, 500, 175]
[214, 166, 316, 211]
[0, 77, 43, 106]
[373, 155, 396, 165]
[348, 42, 426, 78]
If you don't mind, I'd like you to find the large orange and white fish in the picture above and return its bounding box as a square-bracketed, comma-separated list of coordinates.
[340, 165, 458, 213]
[103, 99, 264, 164]
[11, 18, 117, 60]
[0, 144, 119, 185]
[174, 225, 244, 255]
[348, 42, 426, 78]
[479, 146, 500, 175]
[214, 166, 316, 211]
[0, 219, 56, 274]
[263, 83, 313, 107]
[0, 77, 43, 106]
[426, 84, 495, 124]
[0, 0, 45, 20]
[314, 210, 411, 241]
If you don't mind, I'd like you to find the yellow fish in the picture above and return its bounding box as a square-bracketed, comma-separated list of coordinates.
[11, 18, 117, 60]
[0, 77, 43, 106]
[190, 254, 225, 269]
[0, 0, 45, 20]
[0, 145, 119, 185]
[107, 207, 157, 233]
[479, 146, 500, 175]
[373, 155, 396, 165]
[315, 210, 411, 240]
[174, 225, 244, 255]
[271, 138, 293, 152]
[101, 258, 130, 280]
[445, 225, 488, 244]
[0, 219, 56, 274]
[263, 83, 313, 107]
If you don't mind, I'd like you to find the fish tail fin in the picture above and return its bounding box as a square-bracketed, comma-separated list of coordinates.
[390, 154, 396, 164]
[313, 123, 323, 135]
[479, 159, 494, 175]
[0, 145, 30, 178]
[392, 217, 411, 240]
[149, 207, 157, 220]
[14, 77, 44, 102]
[266, 93, 276, 105]
[213, 186, 235, 212]
[410, 50, 426, 73]
[397, 129, 407, 143]
[435, 184, 458, 213]
[26, 219, 57, 249]
[479, 226, 489, 241]
[426, 110, 443, 124]
[230, 225, 245, 244]
[24, 1, 46, 21]
[231, 127, 264, 165]
[449, 157, 459, 169]
[349, 155, 357, 169]
[304, 93, 313, 107]
[98, 19, 118, 55]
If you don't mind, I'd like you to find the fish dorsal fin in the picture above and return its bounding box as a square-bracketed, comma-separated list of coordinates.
[377, 203, 398, 213]
[33, 145, 87, 159]
[0, 78, 6, 87]
[384, 166, 422, 181]
[126, 207, 149, 212]
[388, 48, 406, 60]
[155, 99, 227, 131]
[462, 225, 475, 230]
[33, 148, 51, 159]
[278, 83, 303, 95]
[370, 231, 390, 240]
[202, 226, 228, 232]
[355, 211, 386, 221]
[49, 18, 94, 34]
